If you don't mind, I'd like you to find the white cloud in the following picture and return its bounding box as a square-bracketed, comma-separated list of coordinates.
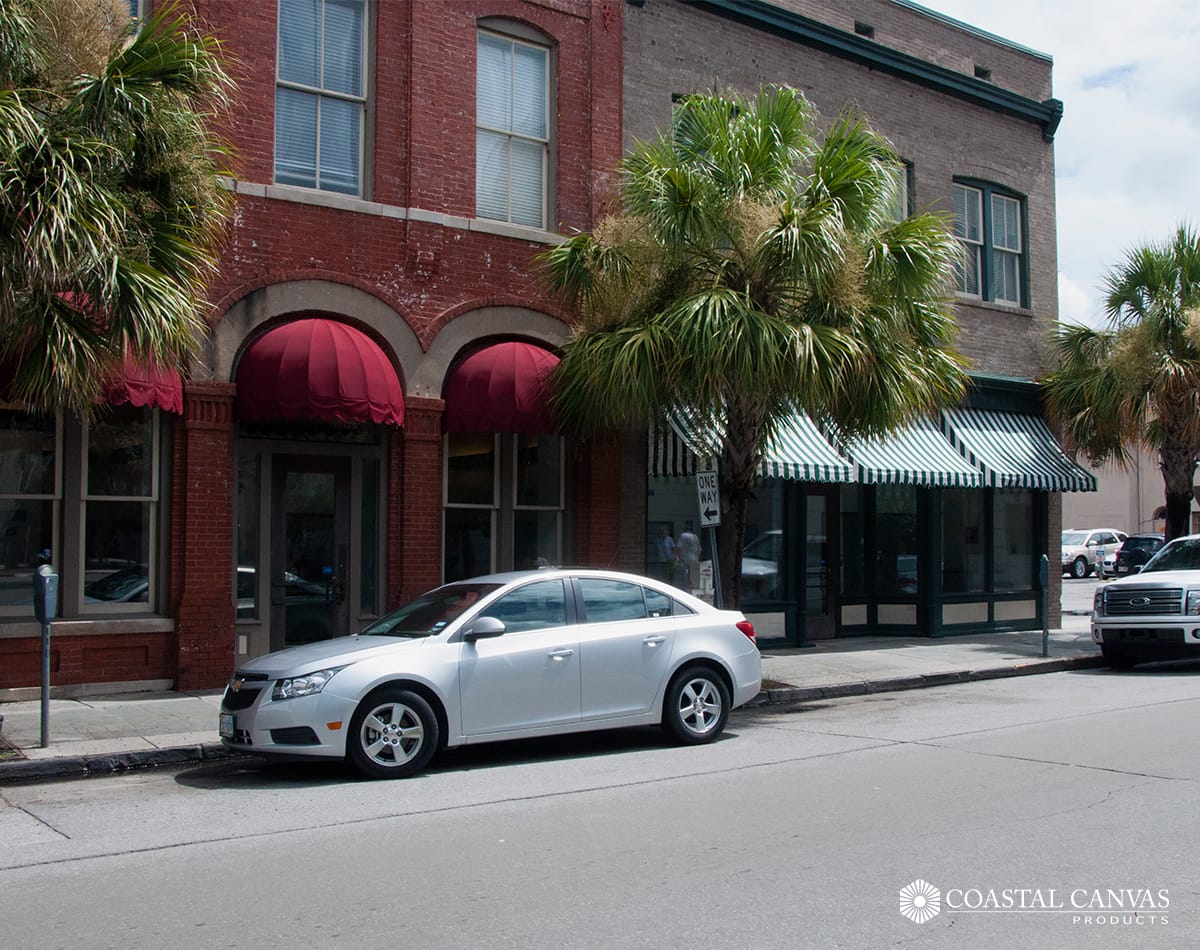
[920, 0, 1200, 323]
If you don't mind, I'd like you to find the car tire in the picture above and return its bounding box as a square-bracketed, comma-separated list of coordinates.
[1071, 557, 1089, 579]
[347, 688, 439, 779]
[662, 665, 730, 745]
[1101, 645, 1139, 671]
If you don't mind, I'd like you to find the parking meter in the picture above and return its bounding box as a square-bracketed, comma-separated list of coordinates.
[33, 561, 57, 747]
[33, 563, 58, 622]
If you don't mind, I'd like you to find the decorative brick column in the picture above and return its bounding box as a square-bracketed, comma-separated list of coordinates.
[390, 396, 444, 606]
[172, 380, 237, 690]
[571, 435, 625, 569]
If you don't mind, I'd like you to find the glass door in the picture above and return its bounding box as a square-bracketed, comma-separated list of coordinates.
[271, 456, 351, 649]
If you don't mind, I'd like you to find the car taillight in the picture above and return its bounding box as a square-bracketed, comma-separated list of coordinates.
[736, 620, 757, 644]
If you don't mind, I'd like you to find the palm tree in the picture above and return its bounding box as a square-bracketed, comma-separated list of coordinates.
[0, 0, 233, 415]
[542, 86, 968, 606]
[1044, 226, 1200, 542]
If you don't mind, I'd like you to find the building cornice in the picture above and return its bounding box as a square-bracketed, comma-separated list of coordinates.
[682, 0, 1063, 142]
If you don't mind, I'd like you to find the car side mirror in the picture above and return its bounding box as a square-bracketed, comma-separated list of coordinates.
[1131, 565, 1142, 574]
[463, 615, 507, 641]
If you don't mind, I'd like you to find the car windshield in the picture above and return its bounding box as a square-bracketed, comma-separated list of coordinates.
[1061, 531, 1088, 545]
[1142, 538, 1200, 573]
[359, 583, 503, 638]
[1124, 537, 1160, 551]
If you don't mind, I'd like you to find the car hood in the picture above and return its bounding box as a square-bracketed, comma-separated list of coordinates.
[236, 635, 431, 677]
[1107, 569, 1200, 587]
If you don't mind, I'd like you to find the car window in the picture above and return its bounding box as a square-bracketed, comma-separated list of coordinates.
[1143, 538, 1200, 573]
[1062, 532, 1087, 545]
[363, 582, 502, 637]
[578, 578, 648, 622]
[481, 579, 567, 633]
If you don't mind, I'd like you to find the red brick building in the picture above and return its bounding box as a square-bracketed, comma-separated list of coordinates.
[0, 0, 625, 693]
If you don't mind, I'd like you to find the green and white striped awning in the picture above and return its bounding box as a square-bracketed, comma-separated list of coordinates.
[762, 413, 856, 482]
[649, 410, 855, 483]
[941, 408, 1097, 492]
[841, 417, 983, 487]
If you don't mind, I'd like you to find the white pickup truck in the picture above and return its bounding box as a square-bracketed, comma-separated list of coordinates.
[1091, 534, 1200, 669]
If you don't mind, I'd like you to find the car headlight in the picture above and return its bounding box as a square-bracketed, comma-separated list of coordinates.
[273, 666, 346, 701]
[1187, 592, 1200, 616]
[1093, 588, 1105, 616]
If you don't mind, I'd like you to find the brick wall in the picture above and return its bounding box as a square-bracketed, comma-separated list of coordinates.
[622, 0, 1059, 375]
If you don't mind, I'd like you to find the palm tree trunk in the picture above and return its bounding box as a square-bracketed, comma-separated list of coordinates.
[1159, 418, 1198, 541]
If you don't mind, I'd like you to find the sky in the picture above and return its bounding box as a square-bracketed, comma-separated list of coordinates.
[919, 0, 1200, 326]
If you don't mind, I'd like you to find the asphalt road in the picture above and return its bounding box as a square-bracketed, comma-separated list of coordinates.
[2, 664, 1196, 949]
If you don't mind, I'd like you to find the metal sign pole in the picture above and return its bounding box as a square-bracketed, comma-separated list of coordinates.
[708, 526, 723, 609]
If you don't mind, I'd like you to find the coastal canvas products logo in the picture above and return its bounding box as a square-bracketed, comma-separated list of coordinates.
[897, 880, 1169, 926]
[898, 880, 942, 923]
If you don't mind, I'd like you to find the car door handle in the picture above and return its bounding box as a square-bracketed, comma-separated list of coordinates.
[643, 636, 667, 647]
[549, 648, 575, 660]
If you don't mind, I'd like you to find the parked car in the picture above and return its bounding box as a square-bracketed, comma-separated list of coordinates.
[1092, 534, 1200, 669]
[220, 568, 763, 778]
[1113, 533, 1165, 576]
[1061, 528, 1127, 578]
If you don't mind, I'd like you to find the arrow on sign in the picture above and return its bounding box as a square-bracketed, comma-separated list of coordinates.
[703, 507, 719, 521]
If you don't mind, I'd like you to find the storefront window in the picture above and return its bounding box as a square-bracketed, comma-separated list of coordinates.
[840, 484, 864, 597]
[742, 481, 784, 606]
[993, 490, 1034, 590]
[876, 484, 918, 596]
[444, 432, 563, 581]
[0, 406, 164, 617]
[236, 453, 260, 619]
[360, 459, 379, 612]
[0, 409, 57, 613]
[942, 488, 985, 593]
[82, 407, 157, 610]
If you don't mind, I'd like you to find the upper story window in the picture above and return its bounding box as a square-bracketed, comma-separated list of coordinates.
[476, 28, 550, 229]
[881, 159, 911, 223]
[953, 181, 1026, 307]
[276, 0, 367, 196]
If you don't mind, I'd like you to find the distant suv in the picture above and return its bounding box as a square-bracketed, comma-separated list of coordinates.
[1092, 534, 1200, 668]
[1062, 528, 1126, 578]
[1113, 533, 1164, 576]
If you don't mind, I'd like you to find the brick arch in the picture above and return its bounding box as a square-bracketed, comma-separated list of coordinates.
[411, 306, 571, 399]
[203, 279, 423, 390]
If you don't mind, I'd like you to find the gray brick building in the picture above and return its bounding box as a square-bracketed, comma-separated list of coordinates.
[629, 0, 1090, 639]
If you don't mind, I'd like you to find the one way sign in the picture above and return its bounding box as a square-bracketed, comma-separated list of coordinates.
[695, 470, 721, 527]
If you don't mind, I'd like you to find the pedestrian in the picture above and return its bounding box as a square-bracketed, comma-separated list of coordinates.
[677, 524, 701, 590]
[655, 525, 677, 581]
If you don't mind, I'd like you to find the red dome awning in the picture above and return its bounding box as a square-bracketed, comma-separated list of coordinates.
[236, 318, 404, 426]
[105, 357, 184, 414]
[443, 341, 559, 433]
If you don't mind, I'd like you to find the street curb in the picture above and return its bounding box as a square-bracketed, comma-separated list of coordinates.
[1, 655, 1109, 783]
[753, 654, 1108, 706]
[0, 742, 241, 785]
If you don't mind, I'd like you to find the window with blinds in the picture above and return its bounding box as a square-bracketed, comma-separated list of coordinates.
[476, 29, 549, 229]
[953, 181, 1026, 307]
[275, 0, 366, 196]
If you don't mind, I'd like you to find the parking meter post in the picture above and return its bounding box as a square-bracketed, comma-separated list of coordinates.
[708, 526, 723, 609]
[1039, 554, 1050, 658]
[33, 560, 58, 748]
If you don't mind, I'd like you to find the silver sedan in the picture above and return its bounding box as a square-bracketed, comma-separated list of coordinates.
[219, 569, 763, 778]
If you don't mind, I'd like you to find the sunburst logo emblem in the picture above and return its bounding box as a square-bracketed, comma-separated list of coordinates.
[899, 879, 941, 923]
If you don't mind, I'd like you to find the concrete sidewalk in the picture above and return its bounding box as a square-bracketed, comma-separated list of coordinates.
[0, 614, 1103, 784]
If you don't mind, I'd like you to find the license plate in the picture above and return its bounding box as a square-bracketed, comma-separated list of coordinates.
[219, 713, 234, 739]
